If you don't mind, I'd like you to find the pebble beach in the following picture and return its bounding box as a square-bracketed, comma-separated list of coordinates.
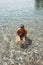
[0, 0, 43, 65]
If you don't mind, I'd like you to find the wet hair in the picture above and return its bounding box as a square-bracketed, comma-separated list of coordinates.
[20, 24, 24, 28]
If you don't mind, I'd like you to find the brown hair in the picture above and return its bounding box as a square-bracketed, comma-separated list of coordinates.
[20, 24, 24, 28]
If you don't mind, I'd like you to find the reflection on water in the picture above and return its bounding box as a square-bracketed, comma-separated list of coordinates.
[35, 0, 43, 9]
[0, 0, 43, 28]
[0, 1, 43, 64]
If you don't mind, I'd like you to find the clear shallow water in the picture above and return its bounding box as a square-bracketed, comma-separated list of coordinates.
[0, 0, 43, 39]
[0, 0, 43, 21]
[0, 0, 43, 65]
[0, 0, 43, 36]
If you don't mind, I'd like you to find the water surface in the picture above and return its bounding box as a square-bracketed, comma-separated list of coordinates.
[0, 0, 43, 65]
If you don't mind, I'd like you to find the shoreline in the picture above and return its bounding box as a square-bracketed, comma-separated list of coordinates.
[0, 19, 43, 65]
